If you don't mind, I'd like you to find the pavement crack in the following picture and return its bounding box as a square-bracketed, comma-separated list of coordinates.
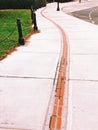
[0, 75, 54, 80]
[71, 53, 98, 55]
[69, 78, 98, 82]
[0, 127, 34, 130]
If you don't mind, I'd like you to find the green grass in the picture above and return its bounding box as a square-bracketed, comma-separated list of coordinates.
[0, 9, 33, 60]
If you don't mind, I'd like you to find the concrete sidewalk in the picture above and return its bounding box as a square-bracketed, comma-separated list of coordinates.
[40, 1, 98, 130]
[58, 1, 98, 130]
[1, 1, 98, 130]
[0, 8, 61, 130]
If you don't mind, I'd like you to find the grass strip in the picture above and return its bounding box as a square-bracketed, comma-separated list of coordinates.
[0, 9, 33, 60]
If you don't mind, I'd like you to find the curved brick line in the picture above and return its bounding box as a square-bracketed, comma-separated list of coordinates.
[41, 7, 68, 130]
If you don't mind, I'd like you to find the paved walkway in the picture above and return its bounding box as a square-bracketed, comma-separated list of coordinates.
[43, 1, 98, 130]
[0, 7, 61, 130]
[0, 1, 98, 130]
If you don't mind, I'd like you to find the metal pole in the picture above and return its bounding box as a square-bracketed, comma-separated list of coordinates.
[17, 18, 25, 45]
[57, 2, 60, 11]
[31, 5, 38, 31]
[33, 11, 38, 31]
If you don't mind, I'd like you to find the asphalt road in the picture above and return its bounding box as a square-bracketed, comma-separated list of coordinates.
[72, 6, 98, 25]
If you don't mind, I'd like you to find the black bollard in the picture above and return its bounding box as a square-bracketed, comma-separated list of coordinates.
[31, 7, 38, 31]
[33, 11, 38, 31]
[17, 18, 25, 45]
[57, 2, 60, 11]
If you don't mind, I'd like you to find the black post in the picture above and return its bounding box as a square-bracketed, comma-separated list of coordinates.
[57, 2, 60, 11]
[33, 11, 38, 31]
[17, 18, 25, 45]
[31, 8, 38, 31]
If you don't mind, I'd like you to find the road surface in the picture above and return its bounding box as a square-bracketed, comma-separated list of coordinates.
[72, 6, 98, 25]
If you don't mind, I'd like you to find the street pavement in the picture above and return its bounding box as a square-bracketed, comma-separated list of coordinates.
[1, 0, 98, 130]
